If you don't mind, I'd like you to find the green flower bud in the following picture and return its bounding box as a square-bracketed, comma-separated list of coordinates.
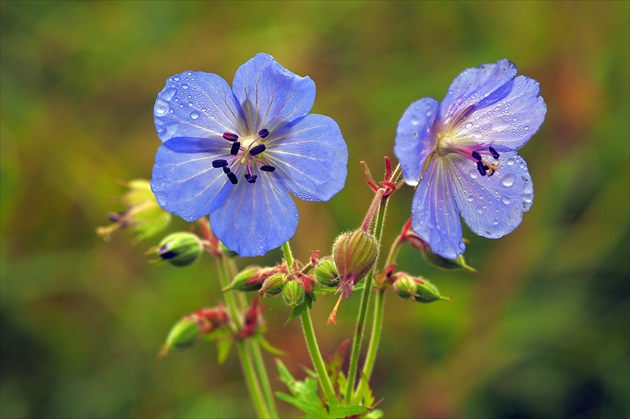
[333, 230, 379, 285]
[260, 273, 287, 296]
[282, 280, 305, 307]
[414, 277, 451, 303]
[157, 232, 203, 267]
[97, 179, 171, 241]
[223, 266, 268, 292]
[422, 250, 477, 274]
[314, 257, 340, 287]
[393, 276, 418, 300]
[162, 318, 200, 355]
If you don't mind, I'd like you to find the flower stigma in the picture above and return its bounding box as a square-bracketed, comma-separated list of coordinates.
[213, 128, 276, 185]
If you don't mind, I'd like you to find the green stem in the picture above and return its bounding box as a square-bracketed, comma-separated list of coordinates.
[343, 189, 387, 403]
[248, 339, 278, 417]
[281, 241, 336, 403]
[300, 309, 337, 403]
[217, 258, 271, 418]
[236, 341, 271, 418]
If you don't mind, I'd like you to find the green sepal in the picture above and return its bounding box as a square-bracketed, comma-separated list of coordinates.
[286, 292, 316, 323]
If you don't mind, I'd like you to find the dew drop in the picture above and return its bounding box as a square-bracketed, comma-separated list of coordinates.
[476, 207, 483, 215]
[467, 195, 474, 202]
[493, 219, 499, 226]
[182, 84, 189, 89]
[174, 76, 180, 82]
[161, 87, 177, 101]
[501, 196, 511, 205]
[155, 120, 166, 134]
[459, 242, 466, 250]
[523, 193, 533, 203]
[426, 110, 432, 117]
[411, 117, 419, 126]
[524, 126, 529, 131]
[469, 169, 478, 179]
[154, 99, 169, 116]
[465, 122, 473, 129]
[190, 111, 200, 120]
[502, 175, 515, 187]
[523, 183, 533, 194]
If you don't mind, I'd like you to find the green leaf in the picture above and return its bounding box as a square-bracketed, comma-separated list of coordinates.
[276, 359, 328, 418]
[216, 339, 233, 364]
[328, 404, 369, 418]
[257, 336, 284, 356]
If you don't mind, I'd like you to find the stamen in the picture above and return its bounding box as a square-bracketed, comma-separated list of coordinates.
[212, 159, 228, 168]
[245, 174, 257, 184]
[489, 146, 500, 160]
[476, 160, 487, 176]
[250, 144, 266, 156]
[223, 132, 239, 141]
[471, 151, 482, 161]
[227, 172, 238, 185]
[223, 166, 231, 174]
[230, 141, 241, 156]
[260, 165, 275, 172]
[258, 129, 269, 138]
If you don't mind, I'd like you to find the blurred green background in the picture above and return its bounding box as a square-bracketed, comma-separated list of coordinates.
[1, 1, 628, 418]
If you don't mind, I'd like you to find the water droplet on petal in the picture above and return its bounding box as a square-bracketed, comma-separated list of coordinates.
[523, 193, 533, 203]
[476, 207, 483, 215]
[465, 122, 473, 129]
[507, 158, 515, 166]
[426, 110, 432, 117]
[182, 84, 189, 89]
[174, 76, 180, 82]
[154, 99, 169, 116]
[190, 111, 200, 120]
[501, 196, 511, 205]
[493, 219, 499, 226]
[523, 182, 533, 194]
[502, 175, 515, 187]
[161, 87, 177, 101]
[469, 169, 478, 179]
[411, 117, 419, 126]
[155, 120, 166, 134]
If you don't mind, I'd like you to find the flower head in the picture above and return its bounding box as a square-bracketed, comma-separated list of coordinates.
[151, 53, 348, 257]
[395, 60, 546, 258]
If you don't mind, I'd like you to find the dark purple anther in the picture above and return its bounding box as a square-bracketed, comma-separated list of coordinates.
[223, 166, 231, 174]
[227, 172, 238, 184]
[260, 165, 276, 172]
[223, 132, 239, 141]
[230, 141, 241, 156]
[489, 146, 500, 160]
[246, 175, 257, 184]
[250, 144, 266, 156]
[258, 129, 269, 138]
[476, 160, 487, 177]
[472, 151, 482, 161]
[212, 159, 228, 168]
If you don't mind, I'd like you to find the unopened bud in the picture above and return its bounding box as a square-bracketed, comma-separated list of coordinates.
[157, 232, 203, 267]
[422, 250, 477, 273]
[97, 179, 171, 241]
[333, 230, 379, 285]
[414, 277, 451, 303]
[282, 280, 305, 307]
[223, 266, 263, 292]
[392, 275, 418, 300]
[314, 257, 340, 287]
[260, 274, 287, 296]
[162, 318, 200, 355]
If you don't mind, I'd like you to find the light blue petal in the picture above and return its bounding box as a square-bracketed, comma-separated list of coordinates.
[447, 151, 534, 239]
[209, 172, 299, 257]
[263, 114, 347, 202]
[411, 158, 465, 259]
[163, 136, 227, 153]
[438, 60, 518, 131]
[394, 98, 439, 187]
[232, 53, 316, 135]
[154, 71, 244, 143]
[151, 144, 229, 222]
[450, 75, 547, 151]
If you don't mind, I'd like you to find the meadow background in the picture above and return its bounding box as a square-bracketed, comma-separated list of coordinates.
[1, 1, 628, 418]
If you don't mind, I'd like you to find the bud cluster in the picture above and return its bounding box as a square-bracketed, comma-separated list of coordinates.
[223, 265, 288, 292]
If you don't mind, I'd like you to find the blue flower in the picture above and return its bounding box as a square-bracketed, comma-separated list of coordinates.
[394, 60, 546, 258]
[151, 53, 348, 257]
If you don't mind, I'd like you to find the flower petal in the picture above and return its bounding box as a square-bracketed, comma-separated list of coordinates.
[209, 173, 299, 257]
[232, 53, 315, 134]
[451, 75, 547, 151]
[394, 98, 439, 186]
[263, 114, 347, 201]
[154, 71, 244, 143]
[439, 59, 518, 130]
[447, 151, 534, 239]
[412, 158, 465, 259]
[151, 144, 228, 222]
[163, 136, 227, 153]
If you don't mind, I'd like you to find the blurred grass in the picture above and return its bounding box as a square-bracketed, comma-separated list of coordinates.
[1, 1, 628, 418]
